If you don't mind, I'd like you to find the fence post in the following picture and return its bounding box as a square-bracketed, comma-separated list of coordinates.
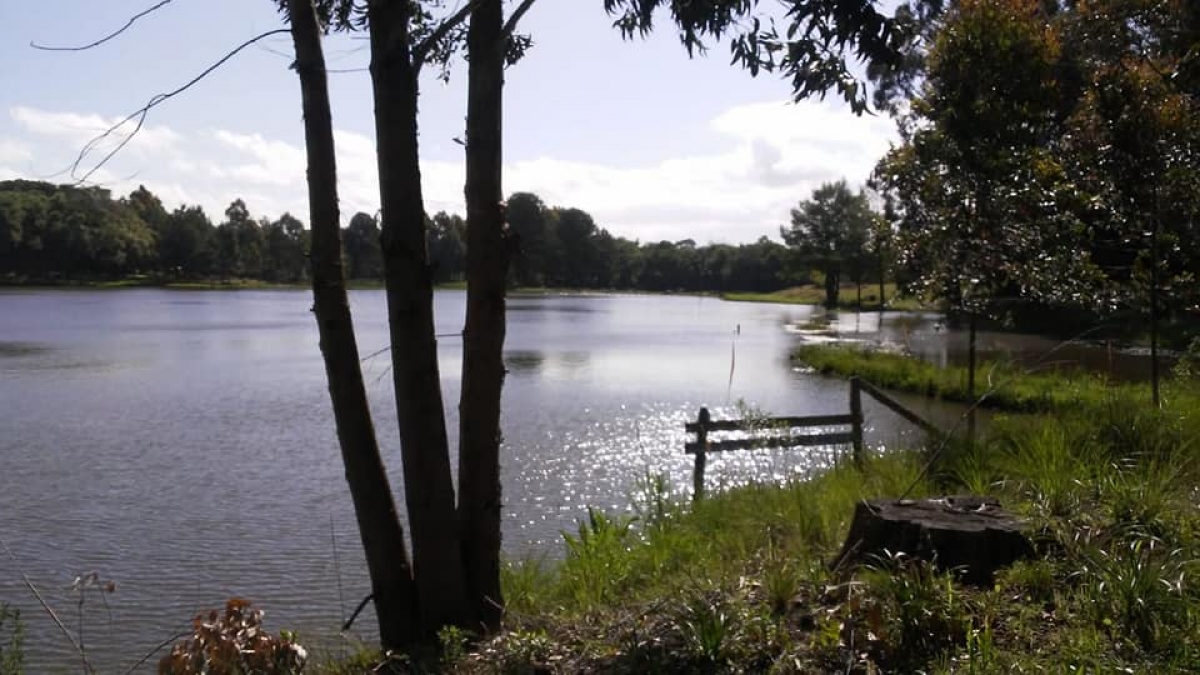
[693, 407, 710, 501]
[849, 377, 864, 467]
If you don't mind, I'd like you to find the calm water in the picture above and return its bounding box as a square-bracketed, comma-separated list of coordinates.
[0, 289, 1152, 671]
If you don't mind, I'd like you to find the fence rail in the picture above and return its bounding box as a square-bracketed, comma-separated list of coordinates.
[685, 376, 943, 500]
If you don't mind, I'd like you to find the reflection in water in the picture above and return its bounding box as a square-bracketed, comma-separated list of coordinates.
[0, 341, 51, 357]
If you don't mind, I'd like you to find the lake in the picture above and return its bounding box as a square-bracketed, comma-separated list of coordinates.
[0, 289, 1154, 671]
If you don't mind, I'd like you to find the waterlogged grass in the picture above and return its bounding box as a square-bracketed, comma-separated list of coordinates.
[723, 283, 926, 311]
[370, 390, 1200, 674]
[791, 342, 1180, 413]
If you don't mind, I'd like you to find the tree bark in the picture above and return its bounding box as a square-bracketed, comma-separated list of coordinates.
[824, 269, 839, 308]
[967, 311, 977, 444]
[459, 0, 510, 632]
[286, 0, 418, 649]
[367, 0, 470, 636]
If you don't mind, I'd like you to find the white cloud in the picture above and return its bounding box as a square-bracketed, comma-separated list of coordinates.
[0, 139, 32, 165]
[11, 105, 181, 155]
[1, 100, 896, 241]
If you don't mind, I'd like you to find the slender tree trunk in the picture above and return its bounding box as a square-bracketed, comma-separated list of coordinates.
[967, 311, 977, 444]
[878, 253, 885, 312]
[1150, 218, 1161, 408]
[824, 269, 839, 308]
[856, 281, 862, 309]
[368, 0, 470, 636]
[287, 0, 417, 649]
[459, 0, 510, 632]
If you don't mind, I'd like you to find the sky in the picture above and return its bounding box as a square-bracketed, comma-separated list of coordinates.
[0, 1, 898, 244]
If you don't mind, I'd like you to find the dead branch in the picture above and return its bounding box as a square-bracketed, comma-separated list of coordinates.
[70, 28, 289, 185]
[32, 0, 177, 51]
[0, 538, 96, 674]
[502, 0, 539, 39]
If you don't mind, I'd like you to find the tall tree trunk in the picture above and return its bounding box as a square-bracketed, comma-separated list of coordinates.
[878, 253, 885, 312]
[459, 0, 510, 632]
[367, 0, 469, 636]
[824, 269, 839, 308]
[967, 311, 977, 444]
[287, 0, 417, 649]
[1150, 219, 1161, 408]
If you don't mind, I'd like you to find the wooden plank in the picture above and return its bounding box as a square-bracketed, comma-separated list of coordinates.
[693, 407, 710, 501]
[850, 377, 864, 466]
[685, 431, 856, 454]
[685, 414, 855, 433]
[855, 378, 943, 437]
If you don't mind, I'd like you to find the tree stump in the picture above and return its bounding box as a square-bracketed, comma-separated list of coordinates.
[831, 496, 1034, 585]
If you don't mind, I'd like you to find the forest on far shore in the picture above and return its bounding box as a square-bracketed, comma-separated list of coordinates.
[0, 179, 800, 294]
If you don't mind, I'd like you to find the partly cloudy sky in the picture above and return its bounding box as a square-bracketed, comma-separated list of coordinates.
[1, 1, 897, 244]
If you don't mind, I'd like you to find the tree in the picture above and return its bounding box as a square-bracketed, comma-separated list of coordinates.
[159, 205, 214, 278]
[262, 212, 309, 283]
[1056, 0, 1200, 406]
[427, 211, 466, 283]
[342, 211, 383, 280]
[282, 0, 420, 649]
[874, 0, 1099, 436]
[505, 191, 554, 286]
[782, 180, 874, 308]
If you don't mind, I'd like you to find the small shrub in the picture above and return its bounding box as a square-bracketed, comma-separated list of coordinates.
[558, 507, 638, 606]
[762, 561, 801, 616]
[1075, 536, 1193, 653]
[676, 593, 737, 664]
[493, 629, 555, 674]
[864, 552, 972, 671]
[158, 598, 307, 675]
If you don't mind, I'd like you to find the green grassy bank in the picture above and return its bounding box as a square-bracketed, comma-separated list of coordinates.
[304, 377, 1200, 673]
[791, 343, 1186, 413]
[723, 283, 926, 311]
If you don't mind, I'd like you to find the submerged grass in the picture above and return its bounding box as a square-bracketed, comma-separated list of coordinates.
[791, 342, 1191, 413]
[723, 283, 926, 311]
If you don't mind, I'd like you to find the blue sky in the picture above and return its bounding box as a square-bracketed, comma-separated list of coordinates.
[0, 0, 897, 243]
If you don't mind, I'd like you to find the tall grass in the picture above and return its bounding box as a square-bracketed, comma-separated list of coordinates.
[723, 283, 925, 310]
[461, 384, 1200, 674]
[793, 343, 1174, 412]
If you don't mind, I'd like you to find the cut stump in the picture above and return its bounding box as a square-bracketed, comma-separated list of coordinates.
[831, 495, 1034, 585]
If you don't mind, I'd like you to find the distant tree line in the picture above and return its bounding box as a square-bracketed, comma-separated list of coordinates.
[0, 180, 805, 294]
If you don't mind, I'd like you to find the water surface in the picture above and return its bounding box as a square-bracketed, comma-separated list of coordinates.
[0, 289, 1143, 670]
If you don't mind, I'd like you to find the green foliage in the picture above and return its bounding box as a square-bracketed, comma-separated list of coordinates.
[0, 180, 798, 294]
[675, 592, 737, 664]
[793, 343, 1135, 413]
[456, 360, 1200, 673]
[604, 0, 912, 113]
[0, 604, 23, 675]
[863, 553, 972, 671]
[781, 180, 879, 308]
[559, 507, 639, 607]
[1075, 535, 1194, 653]
[158, 598, 307, 675]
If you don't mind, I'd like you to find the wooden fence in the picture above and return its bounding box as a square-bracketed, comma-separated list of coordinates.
[685, 376, 942, 500]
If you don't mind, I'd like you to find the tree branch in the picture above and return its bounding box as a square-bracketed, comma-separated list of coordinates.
[31, 0, 177, 51]
[502, 0, 538, 39]
[413, 0, 480, 75]
[71, 29, 290, 185]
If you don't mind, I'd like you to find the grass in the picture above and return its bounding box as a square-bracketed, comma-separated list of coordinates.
[399, 388, 1200, 674]
[723, 283, 927, 311]
[791, 342, 1188, 413]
